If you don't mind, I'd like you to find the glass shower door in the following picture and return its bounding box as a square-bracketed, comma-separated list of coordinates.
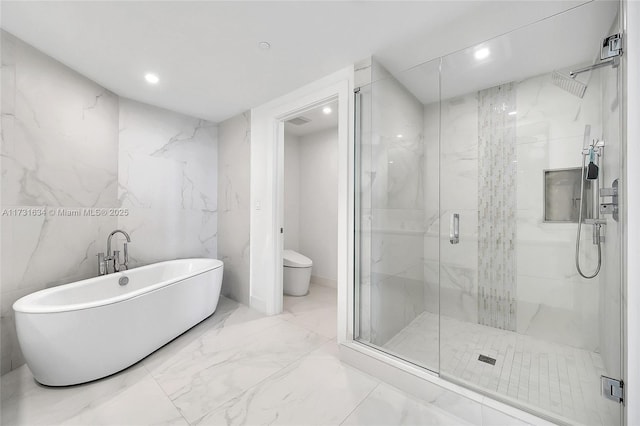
[353, 3, 623, 425]
[438, 2, 623, 425]
[355, 59, 440, 373]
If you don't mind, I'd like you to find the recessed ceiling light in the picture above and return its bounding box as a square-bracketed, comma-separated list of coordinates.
[145, 73, 159, 84]
[474, 47, 490, 61]
[322, 106, 332, 114]
[258, 41, 271, 50]
[396, 134, 403, 139]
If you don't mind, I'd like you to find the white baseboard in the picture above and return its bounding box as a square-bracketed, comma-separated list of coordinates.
[311, 275, 337, 288]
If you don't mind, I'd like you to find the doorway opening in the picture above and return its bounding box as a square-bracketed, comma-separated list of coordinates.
[280, 101, 340, 326]
[248, 71, 351, 338]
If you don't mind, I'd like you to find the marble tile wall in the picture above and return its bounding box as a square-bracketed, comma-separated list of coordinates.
[360, 61, 426, 346]
[1, 31, 119, 374]
[515, 70, 603, 352]
[116, 98, 217, 267]
[217, 112, 251, 305]
[425, 68, 607, 352]
[422, 102, 439, 316]
[427, 93, 480, 324]
[0, 31, 218, 374]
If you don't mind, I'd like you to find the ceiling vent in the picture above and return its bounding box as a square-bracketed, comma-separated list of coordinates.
[288, 116, 311, 125]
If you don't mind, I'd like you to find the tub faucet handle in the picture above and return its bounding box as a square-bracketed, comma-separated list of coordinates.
[97, 252, 107, 276]
[113, 250, 121, 272]
[123, 243, 129, 270]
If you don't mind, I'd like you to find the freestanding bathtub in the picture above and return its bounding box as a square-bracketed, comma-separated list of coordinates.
[13, 258, 223, 386]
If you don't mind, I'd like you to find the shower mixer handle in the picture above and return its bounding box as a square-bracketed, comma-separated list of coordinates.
[97, 253, 107, 276]
[600, 203, 618, 215]
[600, 187, 618, 197]
[112, 251, 121, 272]
[599, 179, 619, 221]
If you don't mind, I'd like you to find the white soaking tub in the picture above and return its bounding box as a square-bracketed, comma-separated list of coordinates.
[13, 258, 223, 386]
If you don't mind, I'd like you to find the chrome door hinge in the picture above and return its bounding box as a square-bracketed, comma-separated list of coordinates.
[601, 33, 623, 60]
[601, 376, 624, 403]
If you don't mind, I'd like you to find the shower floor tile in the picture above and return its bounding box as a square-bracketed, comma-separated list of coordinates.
[384, 312, 621, 426]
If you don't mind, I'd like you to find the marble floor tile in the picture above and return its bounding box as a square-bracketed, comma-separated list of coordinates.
[58, 374, 187, 426]
[149, 317, 329, 423]
[279, 307, 338, 339]
[341, 382, 475, 426]
[1, 364, 183, 426]
[141, 296, 258, 372]
[309, 338, 342, 360]
[195, 350, 378, 426]
[280, 283, 338, 339]
[1, 281, 552, 426]
[480, 405, 534, 426]
[283, 282, 337, 315]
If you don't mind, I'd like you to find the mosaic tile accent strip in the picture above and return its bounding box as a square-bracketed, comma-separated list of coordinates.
[477, 83, 517, 331]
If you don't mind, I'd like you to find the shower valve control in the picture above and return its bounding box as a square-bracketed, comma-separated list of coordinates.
[600, 203, 617, 215]
[600, 187, 618, 197]
[599, 179, 619, 221]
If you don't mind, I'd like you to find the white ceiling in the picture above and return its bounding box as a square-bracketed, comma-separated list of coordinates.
[285, 100, 338, 137]
[395, 0, 619, 104]
[1, 1, 591, 123]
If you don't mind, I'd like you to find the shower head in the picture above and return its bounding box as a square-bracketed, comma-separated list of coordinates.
[552, 71, 587, 98]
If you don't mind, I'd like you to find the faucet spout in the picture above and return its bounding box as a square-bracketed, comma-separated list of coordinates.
[106, 229, 132, 272]
[107, 229, 131, 256]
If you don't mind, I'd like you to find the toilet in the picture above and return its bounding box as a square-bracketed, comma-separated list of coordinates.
[283, 249, 313, 296]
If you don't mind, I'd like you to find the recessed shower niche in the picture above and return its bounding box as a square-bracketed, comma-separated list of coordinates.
[543, 167, 593, 223]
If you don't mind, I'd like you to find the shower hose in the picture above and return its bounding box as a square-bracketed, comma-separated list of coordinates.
[575, 152, 602, 279]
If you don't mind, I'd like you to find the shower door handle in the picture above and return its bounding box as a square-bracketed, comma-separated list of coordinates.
[450, 213, 460, 244]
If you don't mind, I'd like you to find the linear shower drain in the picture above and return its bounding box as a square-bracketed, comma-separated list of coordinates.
[478, 354, 497, 365]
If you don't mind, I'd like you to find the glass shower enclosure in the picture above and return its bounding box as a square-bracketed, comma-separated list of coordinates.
[354, 2, 624, 425]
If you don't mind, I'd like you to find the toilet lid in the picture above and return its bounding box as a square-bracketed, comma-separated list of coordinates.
[283, 250, 313, 267]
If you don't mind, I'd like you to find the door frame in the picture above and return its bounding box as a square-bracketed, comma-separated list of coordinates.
[249, 66, 354, 343]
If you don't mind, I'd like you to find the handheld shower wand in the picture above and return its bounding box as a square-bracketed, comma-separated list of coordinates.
[575, 125, 604, 279]
[586, 147, 599, 180]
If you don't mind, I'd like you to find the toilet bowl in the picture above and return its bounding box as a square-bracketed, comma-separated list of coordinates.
[283, 249, 312, 296]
